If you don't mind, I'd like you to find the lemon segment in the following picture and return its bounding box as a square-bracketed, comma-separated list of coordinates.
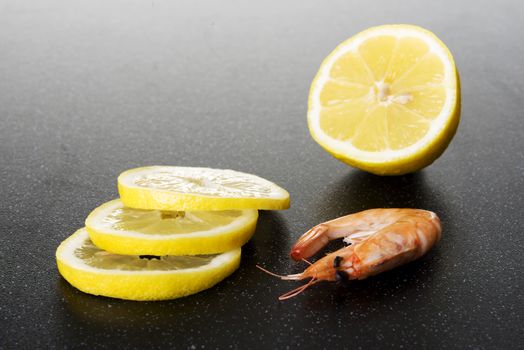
[308, 24, 460, 175]
[118, 166, 290, 211]
[85, 199, 258, 255]
[56, 228, 241, 301]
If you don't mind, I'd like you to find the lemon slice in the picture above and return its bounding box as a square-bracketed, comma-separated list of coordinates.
[118, 166, 290, 211]
[56, 228, 241, 300]
[85, 199, 258, 255]
[308, 24, 460, 175]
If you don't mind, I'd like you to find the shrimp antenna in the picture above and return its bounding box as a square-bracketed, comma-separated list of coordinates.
[278, 278, 320, 300]
[256, 265, 304, 281]
[301, 258, 313, 265]
[256, 265, 321, 300]
[256, 265, 287, 279]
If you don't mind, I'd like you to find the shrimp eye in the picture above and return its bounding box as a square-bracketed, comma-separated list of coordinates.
[333, 256, 343, 268]
[335, 270, 349, 283]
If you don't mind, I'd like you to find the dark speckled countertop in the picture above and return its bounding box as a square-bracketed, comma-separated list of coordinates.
[1, 0, 523, 349]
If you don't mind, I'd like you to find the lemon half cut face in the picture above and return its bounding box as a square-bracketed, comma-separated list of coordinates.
[308, 24, 460, 175]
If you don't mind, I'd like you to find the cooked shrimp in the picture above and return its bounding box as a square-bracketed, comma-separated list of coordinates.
[258, 208, 441, 300]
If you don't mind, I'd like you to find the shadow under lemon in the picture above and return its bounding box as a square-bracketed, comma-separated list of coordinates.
[56, 211, 292, 326]
[318, 170, 447, 216]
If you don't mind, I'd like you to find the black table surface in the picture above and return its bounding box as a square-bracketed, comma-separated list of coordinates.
[1, 0, 523, 349]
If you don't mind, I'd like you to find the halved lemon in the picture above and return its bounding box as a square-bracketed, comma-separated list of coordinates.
[56, 228, 241, 301]
[85, 199, 258, 255]
[118, 166, 290, 211]
[308, 24, 460, 175]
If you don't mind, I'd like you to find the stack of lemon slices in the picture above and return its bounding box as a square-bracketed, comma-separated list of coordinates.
[56, 166, 289, 301]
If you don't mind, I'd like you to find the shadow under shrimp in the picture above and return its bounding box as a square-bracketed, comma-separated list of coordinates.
[330, 251, 441, 303]
[267, 247, 442, 306]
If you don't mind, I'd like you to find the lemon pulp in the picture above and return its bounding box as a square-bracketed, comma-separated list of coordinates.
[93, 200, 251, 235]
[78, 237, 217, 271]
[85, 199, 258, 255]
[118, 166, 290, 211]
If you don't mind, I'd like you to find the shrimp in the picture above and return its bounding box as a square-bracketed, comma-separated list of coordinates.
[258, 208, 441, 300]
